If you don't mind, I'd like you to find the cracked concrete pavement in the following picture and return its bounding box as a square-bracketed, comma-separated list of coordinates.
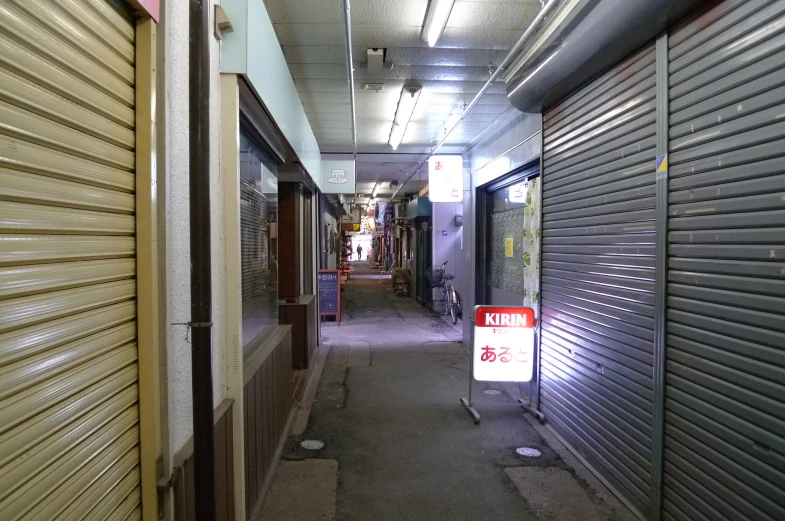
[263, 285, 636, 521]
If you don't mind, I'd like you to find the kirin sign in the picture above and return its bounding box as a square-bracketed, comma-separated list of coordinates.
[428, 155, 463, 203]
[473, 306, 535, 382]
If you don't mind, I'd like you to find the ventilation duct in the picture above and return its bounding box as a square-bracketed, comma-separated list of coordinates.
[506, 0, 706, 113]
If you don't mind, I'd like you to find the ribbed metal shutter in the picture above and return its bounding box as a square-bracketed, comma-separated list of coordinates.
[663, 1, 785, 520]
[540, 44, 657, 518]
[0, 1, 141, 519]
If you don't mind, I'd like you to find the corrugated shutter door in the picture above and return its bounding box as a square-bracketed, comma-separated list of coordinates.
[0, 1, 141, 519]
[664, 1, 785, 520]
[540, 44, 657, 518]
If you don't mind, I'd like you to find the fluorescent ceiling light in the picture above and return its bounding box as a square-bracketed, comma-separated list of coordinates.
[421, 0, 455, 47]
[371, 182, 379, 198]
[389, 86, 422, 150]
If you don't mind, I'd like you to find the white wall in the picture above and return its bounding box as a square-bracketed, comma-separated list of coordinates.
[221, 0, 322, 187]
[460, 111, 542, 344]
[432, 202, 463, 295]
[163, 0, 227, 456]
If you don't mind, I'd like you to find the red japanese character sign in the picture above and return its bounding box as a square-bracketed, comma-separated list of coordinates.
[428, 155, 463, 203]
[473, 306, 535, 382]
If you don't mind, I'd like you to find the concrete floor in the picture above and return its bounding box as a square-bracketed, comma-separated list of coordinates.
[262, 285, 636, 521]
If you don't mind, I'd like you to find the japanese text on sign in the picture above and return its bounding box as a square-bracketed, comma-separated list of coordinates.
[428, 155, 463, 203]
[473, 307, 535, 382]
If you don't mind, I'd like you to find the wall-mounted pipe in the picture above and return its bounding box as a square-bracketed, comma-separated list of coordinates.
[341, 0, 358, 160]
[189, 0, 215, 519]
[390, 0, 561, 200]
[506, 0, 705, 112]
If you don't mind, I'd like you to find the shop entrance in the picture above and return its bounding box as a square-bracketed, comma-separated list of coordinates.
[415, 219, 433, 305]
[476, 163, 539, 307]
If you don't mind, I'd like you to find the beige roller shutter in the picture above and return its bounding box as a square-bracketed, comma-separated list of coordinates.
[0, 0, 142, 520]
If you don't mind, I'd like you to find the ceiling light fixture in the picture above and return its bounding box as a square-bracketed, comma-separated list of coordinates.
[389, 86, 422, 150]
[371, 181, 379, 198]
[421, 0, 456, 47]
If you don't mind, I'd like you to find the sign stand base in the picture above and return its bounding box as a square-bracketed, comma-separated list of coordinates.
[517, 398, 545, 423]
[460, 324, 480, 424]
[460, 397, 480, 424]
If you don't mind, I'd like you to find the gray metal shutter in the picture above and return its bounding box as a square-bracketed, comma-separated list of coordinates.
[0, 1, 142, 519]
[664, 1, 785, 520]
[540, 44, 657, 518]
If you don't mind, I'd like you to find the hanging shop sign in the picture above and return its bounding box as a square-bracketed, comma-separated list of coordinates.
[428, 155, 463, 202]
[473, 306, 535, 382]
[321, 159, 356, 194]
[341, 207, 361, 224]
[508, 180, 528, 203]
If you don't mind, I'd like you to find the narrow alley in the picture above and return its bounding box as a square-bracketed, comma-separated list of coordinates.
[1, 0, 783, 520]
[261, 283, 634, 521]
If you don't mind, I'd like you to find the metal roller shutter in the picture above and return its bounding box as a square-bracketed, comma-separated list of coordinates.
[663, 1, 785, 520]
[0, 0, 141, 519]
[540, 43, 657, 518]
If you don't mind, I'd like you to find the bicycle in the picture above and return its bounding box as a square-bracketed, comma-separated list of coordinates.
[425, 261, 462, 325]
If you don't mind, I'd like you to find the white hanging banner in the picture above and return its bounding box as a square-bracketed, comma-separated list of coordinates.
[428, 155, 463, 202]
[321, 159, 356, 194]
[508, 179, 528, 203]
[473, 306, 535, 382]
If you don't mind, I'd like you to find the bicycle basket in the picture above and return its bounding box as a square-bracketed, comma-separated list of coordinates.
[426, 266, 445, 286]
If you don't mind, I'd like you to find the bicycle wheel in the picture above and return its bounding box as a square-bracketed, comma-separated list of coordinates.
[448, 287, 458, 324]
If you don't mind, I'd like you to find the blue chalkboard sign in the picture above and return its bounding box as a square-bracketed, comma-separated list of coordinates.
[318, 270, 341, 324]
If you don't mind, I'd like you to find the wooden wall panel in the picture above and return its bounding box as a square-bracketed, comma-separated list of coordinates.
[172, 400, 235, 521]
[243, 326, 294, 520]
[278, 182, 300, 300]
[279, 294, 317, 369]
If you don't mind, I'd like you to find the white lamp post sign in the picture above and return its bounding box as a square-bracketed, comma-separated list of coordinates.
[460, 306, 537, 424]
[473, 306, 535, 382]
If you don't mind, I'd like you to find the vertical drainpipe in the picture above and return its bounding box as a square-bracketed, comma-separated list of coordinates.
[341, 0, 357, 160]
[189, 0, 216, 519]
[650, 31, 670, 521]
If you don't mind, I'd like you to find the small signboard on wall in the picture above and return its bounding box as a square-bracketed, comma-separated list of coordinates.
[473, 306, 535, 382]
[322, 159, 356, 194]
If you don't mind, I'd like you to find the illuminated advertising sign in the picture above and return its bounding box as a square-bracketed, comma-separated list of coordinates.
[428, 155, 463, 202]
[473, 306, 535, 382]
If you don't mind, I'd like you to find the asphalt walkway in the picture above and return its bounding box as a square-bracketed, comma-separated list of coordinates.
[262, 285, 636, 521]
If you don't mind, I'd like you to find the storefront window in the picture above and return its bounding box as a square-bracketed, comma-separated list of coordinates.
[486, 177, 541, 309]
[240, 128, 278, 348]
[489, 182, 527, 302]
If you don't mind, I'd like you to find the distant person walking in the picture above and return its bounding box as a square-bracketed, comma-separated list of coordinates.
[356, 245, 363, 260]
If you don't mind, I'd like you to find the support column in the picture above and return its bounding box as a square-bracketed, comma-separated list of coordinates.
[650, 31, 670, 521]
[278, 181, 302, 301]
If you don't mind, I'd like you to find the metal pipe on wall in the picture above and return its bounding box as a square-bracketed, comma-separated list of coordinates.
[341, 0, 358, 160]
[390, 0, 561, 201]
[189, 0, 216, 519]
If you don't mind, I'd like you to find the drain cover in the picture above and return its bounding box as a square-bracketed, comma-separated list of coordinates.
[483, 389, 502, 396]
[516, 447, 542, 458]
[300, 439, 325, 451]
